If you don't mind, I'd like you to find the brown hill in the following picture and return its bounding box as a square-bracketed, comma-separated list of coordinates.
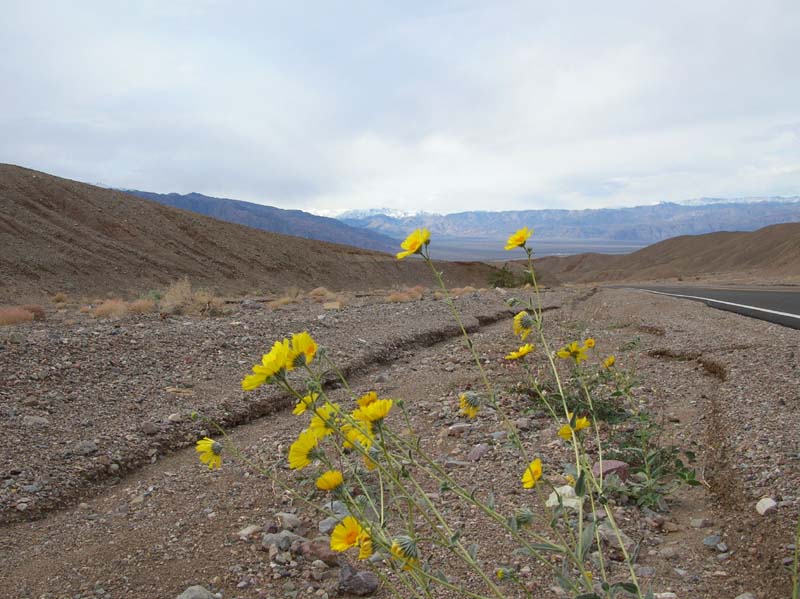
[535, 223, 800, 283]
[0, 165, 498, 302]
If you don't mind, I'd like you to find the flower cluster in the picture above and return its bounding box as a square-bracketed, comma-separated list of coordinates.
[242, 331, 318, 391]
[556, 338, 595, 364]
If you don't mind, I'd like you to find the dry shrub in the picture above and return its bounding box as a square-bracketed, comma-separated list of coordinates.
[79, 305, 92, 314]
[0, 307, 35, 326]
[191, 290, 225, 316]
[386, 285, 426, 303]
[160, 277, 193, 314]
[94, 299, 128, 318]
[268, 296, 299, 309]
[128, 298, 157, 314]
[52, 292, 67, 303]
[20, 304, 46, 321]
[307, 286, 338, 302]
[450, 286, 476, 297]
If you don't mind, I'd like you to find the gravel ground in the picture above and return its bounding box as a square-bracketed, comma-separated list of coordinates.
[1, 286, 798, 599]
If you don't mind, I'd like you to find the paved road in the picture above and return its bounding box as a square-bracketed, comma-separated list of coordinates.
[623, 285, 800, 330]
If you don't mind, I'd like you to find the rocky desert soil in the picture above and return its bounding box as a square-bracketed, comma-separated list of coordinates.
[1, 285, 798, 599]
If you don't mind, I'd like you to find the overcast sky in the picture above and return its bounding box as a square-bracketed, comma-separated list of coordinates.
[2, 1, 799, 214]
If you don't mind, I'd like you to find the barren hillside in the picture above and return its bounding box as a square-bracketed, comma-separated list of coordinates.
[534, 223, 800, 283]
[0, 165, 498, 302]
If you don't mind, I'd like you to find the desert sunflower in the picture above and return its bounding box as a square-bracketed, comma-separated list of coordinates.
[288, 429, 319, 470]
[396, 229, 431, 260]
[195, 437, 222, 470]
[505, 343, 534, 360]
[504, 227, 532, 251]
[521, 458, 542, 489]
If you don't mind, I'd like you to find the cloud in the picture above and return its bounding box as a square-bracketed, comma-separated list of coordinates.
[1, 1, 799, 213]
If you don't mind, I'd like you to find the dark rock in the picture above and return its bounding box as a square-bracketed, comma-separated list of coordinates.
[338, 564, 379, 596]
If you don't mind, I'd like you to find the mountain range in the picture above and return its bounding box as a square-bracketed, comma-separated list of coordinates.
[124, 190, 399, 252]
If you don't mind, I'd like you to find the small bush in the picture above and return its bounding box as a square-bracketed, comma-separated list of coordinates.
[307, 286, 338, 303]
[0, 307, 35, 326]
[94, 299, 128, 318]
[20, 304, 46, 321]
[386, 285, 425, 303]
[52, 292, 67, 303]
[128, 298, 157, 314]
[79, 305, 92, 314]
[268, 296, 298, 309]
[160, 277, 193, 314]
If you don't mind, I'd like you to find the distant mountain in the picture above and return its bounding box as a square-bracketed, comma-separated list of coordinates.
[337, 207, 429, 219]
[679, 195, 800, 206]
[535, 222, 800, 283]
[338, 201, 800, 243]
[0, 164, 498, 301]
[125, 190, 400, 253]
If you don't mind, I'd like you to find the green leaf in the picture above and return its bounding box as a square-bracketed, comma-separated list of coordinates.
[467, 543, 479, 560]
[611, 581, 639, 595]
[575, 470, 587, 497]
[486, 492, 495, 510]
[449, 532, 461, 545]
[580, 521, 595, 561]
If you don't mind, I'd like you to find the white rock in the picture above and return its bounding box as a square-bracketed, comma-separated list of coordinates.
[545, 485, 583, 511]
[654, 594, 678, 599]
[756, 497, 777, 516]
[236, 524, 263, 539]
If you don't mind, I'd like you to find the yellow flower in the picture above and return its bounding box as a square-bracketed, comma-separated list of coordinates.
[353, 398, 393, 424]
[504, 227, 532, 251]
[357, 391, 378, 408]
[390, 536, 420, 570]
[292, 393, 318, 416]
[330, 516, 364, 552]
[309, 402, 340, 438]
[291, 331, 318, 366]
[558, 413, 591, 441]
[316, 469, 344, 491]
[396, 229, 431, 260]
[288, 429, 318, 470]
[556, 341, 588, 363]
[243, 339, 291, 390]
[602, 355, 616, 369]
[522, 458, 542, 489]
[459, 392, 480, 419]
[358, 531, 373, 560]
[241, 373, 268, 391]
[342, 422, 374, 449]
[513, 311, 533, 340]
[195, 437, 222, 469]
[583, 338, 595, 349]
[505, 343, 535, 360]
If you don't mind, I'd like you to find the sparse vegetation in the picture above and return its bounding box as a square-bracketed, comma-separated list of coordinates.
[20, 304, 46, 321]
[93, 298, 128, 318]
[128, 298, 157, 314]
[159, 277, 224, 316]
[0, 307, 35, 326]
[386, 285, 426, 303]
[194, 227, 710, 599]
[51, 292, 67, 303]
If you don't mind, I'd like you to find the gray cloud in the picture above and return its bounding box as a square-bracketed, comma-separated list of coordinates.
[1, 1, 799, 213]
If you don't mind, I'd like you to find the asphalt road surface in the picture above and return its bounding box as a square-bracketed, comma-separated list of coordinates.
[625, 285, 800, 330]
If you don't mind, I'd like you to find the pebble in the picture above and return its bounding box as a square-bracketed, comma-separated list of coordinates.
[275, 511, 303, 531]
[654, 594, 677, 599]
[262, 530, 306, 552]
[338, 564, 379, 596]
[236, 524, 263, 539]
[22, 415, 50, 427]
[703, 535, 722, 547]
[690, 517, 713, 528]
[74, 440, 98, 456]
[176, 586, 217, 599]
[756, 497, 777, 515]
[734, 594, 757, 599]
[467, 443, 489, 462]
[319, 516, 340, 535]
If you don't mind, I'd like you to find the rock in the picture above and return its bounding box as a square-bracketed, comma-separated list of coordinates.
[23, 415, 50, 427]
[654, 594, 677, 599]
[176, 586, 216, 599]
[690, 517, 713, 528]
[592, 459, 629, 481]
[659, 546, 678, 559]
[635, 565, 656, 577]
[338, 564, 379, 596]
[756, 497, 777, 515]
[322, 500, 349, 517]
[598, 522, 635, 553]
[703, 535, 722, 547]
[140, 421, 160, 436]
[546, 485, 584, 511]
[74, 440, 98, 455]
[319, 516, 341, 535]
[275, 511, 303, 531]
[300, 540, 340, 566]
[716, 542, 728, 553]
[490, 431, 507, 441]
[447, 423, 471, 437]
[515, 417, 531, 431]
[467, 443, 489, 462]
[662, 521, 680, 533]
[236, 524, 263, 539]
[262, 530, 306, 552]
[734, 594, 757, 599]
[167, 412, 182, 423]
